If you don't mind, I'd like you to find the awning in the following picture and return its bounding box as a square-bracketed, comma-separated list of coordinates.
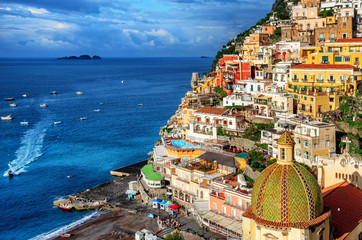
[151, 198, 162, 203]
[159, 199, 168, 205]
[165, 201, 173, 207]
[169, 204, 180, 209]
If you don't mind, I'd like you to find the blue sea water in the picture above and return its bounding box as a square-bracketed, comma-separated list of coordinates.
[0, 57, 212, 240]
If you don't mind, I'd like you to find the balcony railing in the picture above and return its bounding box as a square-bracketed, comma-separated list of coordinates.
[316, 79, 324, 82]
[223, 201, 248, 211]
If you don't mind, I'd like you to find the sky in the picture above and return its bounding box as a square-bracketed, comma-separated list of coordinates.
[0, 0, 275, 58]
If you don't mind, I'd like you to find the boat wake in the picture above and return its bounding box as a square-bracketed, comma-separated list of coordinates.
[3, 118, 51, 177]
[29, 211, 100, 240]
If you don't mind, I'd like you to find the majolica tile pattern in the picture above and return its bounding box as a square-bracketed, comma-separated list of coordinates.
[251, 162, 323, 223]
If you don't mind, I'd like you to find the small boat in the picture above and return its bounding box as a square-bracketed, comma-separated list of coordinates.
[54, 121, 62, 124]
[80, 117, 87, 120]
[8, 170, 14, 178]
[22, 94, 27, 98]
[138, 104, 143, 106]
[1, 115, 13, 120]
[76, 91, 83, 95]
[60, 233, 71, 238]
[59, 205, 73, 211]
[121, 80, 124, 84]
[10, 103, 17, 107]
[40, 104, 48, 107]
[4, 97, 15, 101]
[50, 91, 57, 94]
[20, 122, 29, 125]
[93, 109, 100, 112]
[66, 175, 71, 178]
[99, 103, 104, 105]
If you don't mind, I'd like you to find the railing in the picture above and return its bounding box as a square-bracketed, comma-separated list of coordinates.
[223, 201, 248, 211]
[176, 177, 190, 184]
[316, 79, 324, 82]
[328, 79, 335, 83]
[210, 191, 225, 200]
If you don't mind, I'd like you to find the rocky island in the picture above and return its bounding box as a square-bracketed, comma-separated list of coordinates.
[57, 55, 101, 60]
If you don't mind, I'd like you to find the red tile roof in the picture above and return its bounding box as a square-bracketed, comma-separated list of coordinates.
[337, 38, 362, 43]
[196, 107, 227, 115]
[291, 64, 356, 70]
[242, 206, 330, 229]
[322, 181, 362, 240]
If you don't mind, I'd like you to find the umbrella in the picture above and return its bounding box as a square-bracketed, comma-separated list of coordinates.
[165, 201, 173, 207]
[151, 198, 162, 203]
[168, 204, 180, 209]
[159, 199, 168, 205]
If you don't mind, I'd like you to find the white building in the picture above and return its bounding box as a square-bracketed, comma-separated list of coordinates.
[223, 93, 253, 107]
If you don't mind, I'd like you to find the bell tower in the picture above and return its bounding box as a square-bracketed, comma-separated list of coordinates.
[277, 131, 295, 165]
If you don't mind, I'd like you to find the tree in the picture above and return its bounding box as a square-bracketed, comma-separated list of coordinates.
[165, 231, 185, 240]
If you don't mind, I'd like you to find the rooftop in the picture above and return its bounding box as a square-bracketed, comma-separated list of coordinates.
[199, 151, 239, 168]
[290, 64, 357, 70]
[336, 38, 362, 43]
[196, 107, 227, 115]
[141, 163, 163, 181]
[322, 181, 362, 240]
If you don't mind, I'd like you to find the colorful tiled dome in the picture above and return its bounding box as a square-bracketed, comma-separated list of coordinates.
[277, 131, 295, 145]
[251, 162, 323, 223]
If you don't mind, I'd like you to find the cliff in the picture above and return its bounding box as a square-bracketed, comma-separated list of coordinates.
[271, 0, 284, 10]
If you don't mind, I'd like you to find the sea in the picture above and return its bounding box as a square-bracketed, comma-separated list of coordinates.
[0, 57, 213, 240]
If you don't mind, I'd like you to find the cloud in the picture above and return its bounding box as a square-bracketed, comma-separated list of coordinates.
[27, 7, 49, 14]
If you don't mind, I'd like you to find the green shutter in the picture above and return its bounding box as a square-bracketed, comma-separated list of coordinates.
[322, 56, 328, 61]
[294, 86, 298, 90]
[335, 56, 342, 62]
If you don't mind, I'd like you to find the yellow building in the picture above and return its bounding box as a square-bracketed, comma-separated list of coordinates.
[287, 64, 361, 118]
[241, 33, 270, 64]
[301, 38, 362, 68]
[242, 131, 330, 240]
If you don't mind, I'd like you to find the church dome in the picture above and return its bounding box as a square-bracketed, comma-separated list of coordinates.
[250, 162, 324, 223]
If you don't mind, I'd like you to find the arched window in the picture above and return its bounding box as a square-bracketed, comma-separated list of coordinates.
[304, 140, 310, 147]
[304, 151, 310, 159]
[200, 191, 203, 199]
[335, 173, 338, 178]
[296, 138, 301, 144]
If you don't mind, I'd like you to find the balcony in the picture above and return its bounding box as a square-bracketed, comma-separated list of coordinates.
[223, 201, 248, 211]
[292, 78, 299, 82]
[176, 177, 190, 184]
[316, 79, 324, 82]
[328, 79, 335, 83]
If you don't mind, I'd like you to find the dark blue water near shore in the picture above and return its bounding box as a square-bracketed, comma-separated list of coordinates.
[0, 58, 212, 239]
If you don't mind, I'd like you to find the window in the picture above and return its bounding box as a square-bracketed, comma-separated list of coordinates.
[343, 33, 347, 39]
[329, 97, 334, 102]
[307, 23, 310, 29]
[246, 202, 250, 208]
[311, 97, 314, 101]
[293, 74, 298, 80]
[329, 75, 334, 82]
[331, 33, 335, 40]
[314, 143, 317, 149]
[222, 206, 226, 214]
[304, 151, 310, 159]
[319, 34, 324, 41]
[281, 148, 285, 159]
[200, 191, 203, 199]
[304, 140, 310, 147]
[251, 85, 253, 91]
[325, 141, 329, 147]
[335, 56, 342, 62]
[325, 129, 329, 135]
[213, 203, 217, 211]
[296, 148, 301, 156]
[232, 209, 236, 217]
[227, 195, 231, 203]
[238, 198, 242, 207]
[343, 56, 350, 62]
[315, 23, 318, 27]
[343, 22, 346, 27]
[299, 24, 303, 29]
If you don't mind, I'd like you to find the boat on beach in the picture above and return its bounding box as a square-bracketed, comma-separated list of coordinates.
[60, 233, 71, 238]
[76, 91, 83, 95]
[4, 97, 15, 101]
[54, 121, 62, 124]
[40, 104, 48, 107]
[59, 204, 73, 211]
[1, 115, 13, 120]
[20, 122, 29, 125]
[10, 103, 17, 107]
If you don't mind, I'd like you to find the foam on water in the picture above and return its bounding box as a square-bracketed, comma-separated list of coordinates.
[3, 116, 52, 176]
[28, 211, 100, 240]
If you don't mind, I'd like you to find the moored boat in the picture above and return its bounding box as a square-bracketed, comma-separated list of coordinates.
[76, 91, 83, 95]
[50, 91, 57, 94]
[4, 97, 15, 101]
[20, 122, 29, 125]
[40, 104, 48, 107]
[59, 204, 73, 211]
[10, 103, 17, 107]
[22, 94, 27, 97]
[93, 109, 100, 112]
[1, 115, 13, 120]
[54, 121, 62, 124]
[80, 117, 87, 120]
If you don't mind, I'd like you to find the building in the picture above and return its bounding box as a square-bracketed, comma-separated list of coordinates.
[275, 41, 308, 62]
[242, 131, 330, 240]
[314, 16, 354, 46]
[301, 38, 362, 69]
[287, 64, 361, 118]
[223, 93, 253, 107]
[272, 61, 297, 91]
[317, 137, 362, 189]
[141, 163, 164, 189]
[188, 107, 246, 141]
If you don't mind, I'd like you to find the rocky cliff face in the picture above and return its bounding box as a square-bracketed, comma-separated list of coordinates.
[271, 0, 284, 10]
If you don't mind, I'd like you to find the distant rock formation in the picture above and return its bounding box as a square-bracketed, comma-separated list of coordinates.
[57, 55, 101, 60]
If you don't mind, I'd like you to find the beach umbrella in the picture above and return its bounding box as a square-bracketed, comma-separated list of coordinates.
[165, 201, 173, 207]
[151, 198, 162, 202]
[168, 204, 180, 209]
[159, 199, 168, 205]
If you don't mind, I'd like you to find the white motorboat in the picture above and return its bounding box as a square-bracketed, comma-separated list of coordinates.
[20, 122, 29, 125]
[22, 94, 27, 98]
[80, 117, 87, 120]
[54, 121, 62, 125]
[76, 91, 83, 95]
[93, 109, 100, 112]
[10, 103, 17, 107]
[1, 115, 13, 120]
[40, 104, 48, 107]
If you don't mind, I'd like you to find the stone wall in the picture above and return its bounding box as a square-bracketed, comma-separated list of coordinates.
[244, 165, 261, 181]
[230, 137, 256, 151]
